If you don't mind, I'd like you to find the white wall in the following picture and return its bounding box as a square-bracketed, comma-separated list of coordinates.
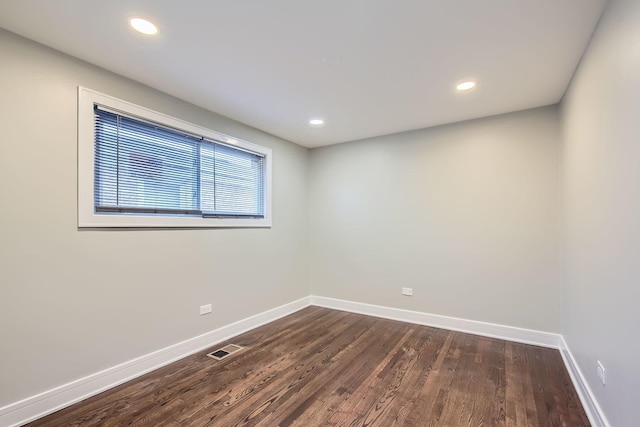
[0, 29, 309, 406]
[561, 0, 640, 425]
[309, 107, 561, 332]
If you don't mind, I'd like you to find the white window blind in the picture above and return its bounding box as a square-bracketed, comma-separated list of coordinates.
[94, 106, 265, 219]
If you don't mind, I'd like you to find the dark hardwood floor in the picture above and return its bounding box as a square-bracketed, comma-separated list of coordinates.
[27, 307, 589, 426]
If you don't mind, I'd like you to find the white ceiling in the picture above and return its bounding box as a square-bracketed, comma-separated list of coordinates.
[0, 0, 606, 148]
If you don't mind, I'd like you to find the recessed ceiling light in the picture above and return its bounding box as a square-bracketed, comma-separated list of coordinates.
[456, 81, 477, 91]
[130, 18, 158, 35]
[309, 119, 325, 127]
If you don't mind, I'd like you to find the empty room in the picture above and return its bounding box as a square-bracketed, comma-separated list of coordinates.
[0, 0, 638, 426]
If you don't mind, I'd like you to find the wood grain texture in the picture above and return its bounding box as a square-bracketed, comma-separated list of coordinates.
[26, 307, 589, 426]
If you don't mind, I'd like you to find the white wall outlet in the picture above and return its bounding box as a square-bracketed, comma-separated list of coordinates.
[199, 304, 212, 315]
[401, 287, 413, 296]
[596, 360, 605, 385]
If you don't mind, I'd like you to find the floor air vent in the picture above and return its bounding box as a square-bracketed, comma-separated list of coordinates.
[207, 344, 243, 361]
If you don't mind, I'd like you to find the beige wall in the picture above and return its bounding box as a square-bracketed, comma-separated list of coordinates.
[561, 0, 640, 425]
[309, 107, 561, 332]
[0, 29, 310, 406]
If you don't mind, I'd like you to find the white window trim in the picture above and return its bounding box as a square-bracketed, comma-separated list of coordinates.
[78, 87, 272, 228]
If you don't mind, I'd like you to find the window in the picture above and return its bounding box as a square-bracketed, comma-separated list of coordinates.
[78, 88, 272, 227]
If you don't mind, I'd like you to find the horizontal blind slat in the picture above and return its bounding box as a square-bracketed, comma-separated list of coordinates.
[94, 105, 264, 219]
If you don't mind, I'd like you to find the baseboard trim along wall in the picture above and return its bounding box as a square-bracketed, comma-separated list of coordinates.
[312, 296, 609, 427]
[559, 336, 611, 427]
[0, 296, 312, 427]
[312, 296, 610, 427]
[1, 295, 608, 427]
[311, 295, 562, 348]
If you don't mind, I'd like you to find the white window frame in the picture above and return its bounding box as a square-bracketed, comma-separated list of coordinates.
[78, 87, 272, 228]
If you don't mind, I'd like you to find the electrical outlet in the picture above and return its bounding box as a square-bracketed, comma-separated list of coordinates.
[199, 304, 212, 315]
[596, 360, 605, 385]
[401, 287, 413, 296]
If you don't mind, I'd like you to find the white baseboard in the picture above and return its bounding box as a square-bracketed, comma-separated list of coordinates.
[559, 336, 611, 427]
[2, 295, 608, 427]
[311, 296, 613, 425]
[310, 295, 562, 348]
[0, 296, 312, 427]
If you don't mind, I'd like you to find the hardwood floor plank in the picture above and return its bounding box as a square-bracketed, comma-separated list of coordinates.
[48, 307, 334, 427]
[175, 310, 359, 425]
[386, 327, 452, 427]
[301, 323, 418, 426]
[185, 314, 382, 425]
[166, 309, 352, 424]
[505, 341, 533, 427]
[26, 307, 590, 427]
[251, 317, 408, 427]
[351, 330, 426, 426]
[403, 331, 462, 426]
